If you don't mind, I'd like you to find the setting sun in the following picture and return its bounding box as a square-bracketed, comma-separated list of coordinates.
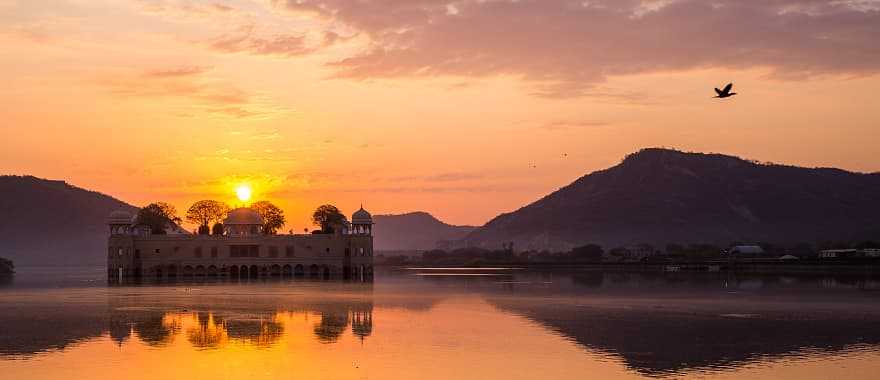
[235, 184, 252, 203]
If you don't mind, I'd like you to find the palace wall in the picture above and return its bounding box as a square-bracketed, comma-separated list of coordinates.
[108, 233, 373, 281]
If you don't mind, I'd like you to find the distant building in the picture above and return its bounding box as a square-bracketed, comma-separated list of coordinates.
[107, 206, 374, 282]
[861, 249, 880, 258]
[819, 249, 857, 259]
[819, 248, 880, 259]
[624, 244, 656, 260]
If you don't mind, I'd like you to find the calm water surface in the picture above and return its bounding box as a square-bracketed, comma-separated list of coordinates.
[1, 267, 880, 379]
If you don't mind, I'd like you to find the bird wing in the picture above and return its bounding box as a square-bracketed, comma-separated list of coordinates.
[714, 88, 723, 95]
[722, 83, 733, 94]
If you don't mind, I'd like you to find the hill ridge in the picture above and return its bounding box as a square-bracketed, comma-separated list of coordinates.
[464, 148, 880, 251]
[373, 212, 476, 252]
[0, 175, 137, 265]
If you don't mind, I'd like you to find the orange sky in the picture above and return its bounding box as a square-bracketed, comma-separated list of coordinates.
[1, 1, 879, 230]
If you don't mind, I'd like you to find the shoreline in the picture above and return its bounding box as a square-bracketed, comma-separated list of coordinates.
[380, 260, 880, 275]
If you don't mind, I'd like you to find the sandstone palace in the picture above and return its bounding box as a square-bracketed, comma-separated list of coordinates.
[107, 206, 374, 282]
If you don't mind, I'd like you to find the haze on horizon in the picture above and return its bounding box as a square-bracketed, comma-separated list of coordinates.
[1, 0, 879, 229]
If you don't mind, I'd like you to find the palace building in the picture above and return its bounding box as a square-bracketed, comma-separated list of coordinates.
[107, 206, 374, 282]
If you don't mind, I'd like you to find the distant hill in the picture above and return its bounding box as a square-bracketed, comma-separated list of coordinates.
[464, 148, 880, 251]
[0, 176, 136, 265]
[372, 212, 476, 252]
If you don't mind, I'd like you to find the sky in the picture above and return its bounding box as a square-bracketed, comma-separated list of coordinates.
[1, 0, 879, 230]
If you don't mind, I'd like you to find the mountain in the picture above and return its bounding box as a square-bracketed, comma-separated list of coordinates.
[372, 212, 476, 252]
[464, 148, 880, 251]
[0, 176, 137, 265]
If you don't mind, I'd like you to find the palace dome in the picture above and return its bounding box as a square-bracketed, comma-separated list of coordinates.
[224, 207, 264, 225]
[352, 207, 372, 224]
[107, 210, 133, 224]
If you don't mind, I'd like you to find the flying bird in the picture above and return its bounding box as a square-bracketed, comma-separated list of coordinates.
[714, 83, 737, 99]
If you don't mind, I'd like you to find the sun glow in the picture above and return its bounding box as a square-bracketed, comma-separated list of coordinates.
[235, 184, 253, 203]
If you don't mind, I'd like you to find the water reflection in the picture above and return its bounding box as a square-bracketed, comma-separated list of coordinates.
[487, 297, 880, 377]
[114, 301, 373, 350]
[1, 268, 880, 379]
[102, 307, 374, 353]
[408, 268, 880, 377]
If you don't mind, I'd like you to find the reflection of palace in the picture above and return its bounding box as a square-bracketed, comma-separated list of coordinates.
[107, 207, 374, 281]
[107, 301, 373, 348]
[105, 303, 375, 349]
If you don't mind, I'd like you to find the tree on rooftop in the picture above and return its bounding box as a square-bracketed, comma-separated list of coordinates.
[136, 202, 182, 234]
[186, 200, 230, 235]
[252, 200, 285, 235]
[312, 204, 347, 233]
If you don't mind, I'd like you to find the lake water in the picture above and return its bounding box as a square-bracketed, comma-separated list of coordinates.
[2, 267, 880, 379]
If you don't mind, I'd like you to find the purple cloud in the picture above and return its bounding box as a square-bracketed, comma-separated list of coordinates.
[274, 0, 880, 96]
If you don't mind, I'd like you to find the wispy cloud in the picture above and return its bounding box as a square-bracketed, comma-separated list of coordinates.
[143, 66, 212, 78]
[540, 120, 612, 131]
[136, 0, 238, 18]
[96, 66, 289, 119]
[208, 25, 344, 57]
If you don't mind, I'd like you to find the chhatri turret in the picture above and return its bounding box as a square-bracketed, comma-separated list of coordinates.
[351, 206, 373, 236]
[223, 207, 264, 236]
[107, 210, 134, 235]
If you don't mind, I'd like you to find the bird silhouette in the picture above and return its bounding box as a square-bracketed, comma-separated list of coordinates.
[714, 83, 737, 98]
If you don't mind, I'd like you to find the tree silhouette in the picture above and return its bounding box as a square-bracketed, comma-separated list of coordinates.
[136, 202, 181, 234]
[312, 204, 347, 233]
[211, 222, 225, 235]
[186, 200, 230, 234]
[251, 201, 285, 235]
[0, 256, 13, 275]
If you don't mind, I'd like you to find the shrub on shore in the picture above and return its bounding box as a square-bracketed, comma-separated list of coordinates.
[0, 257, 13, 275]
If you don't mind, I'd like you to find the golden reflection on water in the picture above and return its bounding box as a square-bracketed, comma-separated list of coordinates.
[3, 270, 880, 380]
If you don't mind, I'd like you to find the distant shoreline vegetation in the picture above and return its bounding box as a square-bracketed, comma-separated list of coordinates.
[0, 257, 14, 275]
[376, 241, 880, 269]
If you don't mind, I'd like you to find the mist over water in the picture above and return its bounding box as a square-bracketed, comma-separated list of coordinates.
[2, 266, 880, 379]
